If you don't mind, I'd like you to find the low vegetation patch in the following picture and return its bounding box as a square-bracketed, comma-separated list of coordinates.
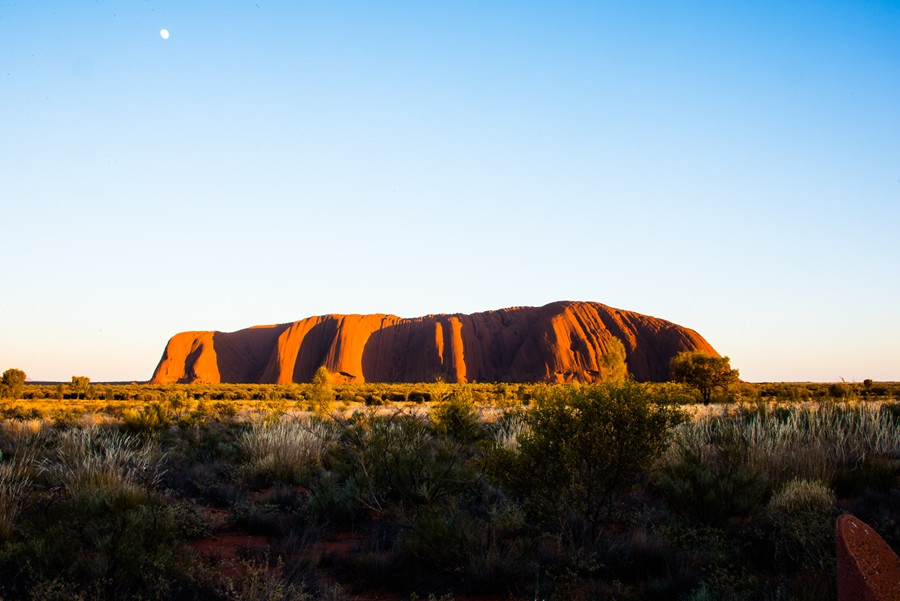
[0, 380, 895, 599]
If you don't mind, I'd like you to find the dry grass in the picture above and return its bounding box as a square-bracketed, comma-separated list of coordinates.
[39, 426, 165, 501]
[0, 449, 34, 539]
[240, 417, 339, 483]
[669, 400, 900, 485]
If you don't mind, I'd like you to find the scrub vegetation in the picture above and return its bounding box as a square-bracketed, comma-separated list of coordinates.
[0, 376, 897, 600]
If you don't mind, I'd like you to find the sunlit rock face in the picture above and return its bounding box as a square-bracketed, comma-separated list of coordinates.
[150, 301, 719, 384]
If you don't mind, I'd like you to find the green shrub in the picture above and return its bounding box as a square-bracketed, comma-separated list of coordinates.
[310, 366, 335, 415]
[21, 427, 178, 599]
[408, 391, 431, 404]
[217, 555, 315, 601]
[364, 394, 384, 406]
[828, 383, 848, 398]
[121, 401, 173, 434]
[399, 500, 530, 594]
[766, 479, 835, 571]
[214, 401, 239, 418]
[658, 422, 769, 525]
[334, 409, 477, 513]
[306, 469, 366, 524]
[385, 391, 407, 403]
[165, 496, 212, 539]
[491, 382, 684, 538]
[430, 394, 484, 446]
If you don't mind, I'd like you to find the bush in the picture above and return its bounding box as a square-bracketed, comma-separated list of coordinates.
[217, 555, 315, 601]
[18, 427, 179, 599]
[430, 394, 484, 446]
[766, 479, 835, 571]
[408, 391, 430, 404]
[329, 409, 479, 517]
[658, 422, 769, 525]
[1, 369, 26, 400]
[121, 401, 173, 434]
[310, 366, 335, 415]
[828, 383, 848, 398]
[491, 382, 684, 538]
[364, 394, 384, 406]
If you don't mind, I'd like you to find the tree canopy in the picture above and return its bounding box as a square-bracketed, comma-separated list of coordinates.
[1, 368, 26, 400]
[669, 351, 740, 404]
[310, 366, 334, 414]
[70, 375, 92, 400]
[600, 336, 629, 383]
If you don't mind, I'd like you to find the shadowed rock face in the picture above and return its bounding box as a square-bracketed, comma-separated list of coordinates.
[150, 301, 719, 384]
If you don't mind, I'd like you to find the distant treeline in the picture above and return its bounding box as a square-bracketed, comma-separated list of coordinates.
[18, 379, 900, 404]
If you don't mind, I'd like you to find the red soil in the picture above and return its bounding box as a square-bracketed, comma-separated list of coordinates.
[188, 531, 270, 564]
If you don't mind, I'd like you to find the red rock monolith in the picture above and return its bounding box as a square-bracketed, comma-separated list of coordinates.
[151, 300, 719, 384]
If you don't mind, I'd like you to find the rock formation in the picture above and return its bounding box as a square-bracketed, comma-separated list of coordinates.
[836, 514, 900, 601]
[150, 301, 719, 384]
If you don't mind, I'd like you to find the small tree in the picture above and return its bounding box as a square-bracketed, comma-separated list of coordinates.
[310, 366, 334, 415]
[1, 368, 26, 400]
[600, 336, 629, 383]
[669, 351, 739, 404]
[70, 375, 92, 401]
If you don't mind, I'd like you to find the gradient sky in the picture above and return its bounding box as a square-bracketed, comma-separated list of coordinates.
[1, 1, 898, 383]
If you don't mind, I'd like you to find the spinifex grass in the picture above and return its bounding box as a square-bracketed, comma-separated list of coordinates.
[240, 417, 339, 484]
[0, 449, 35, 539]
[39, 426, 165, 499]
[669, 401, 900, 487]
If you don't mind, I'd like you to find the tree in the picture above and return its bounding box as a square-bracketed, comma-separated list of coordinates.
[669, 351, 739, 404]
[600, 336, 629, 383]
[1, 368, 26, 400]
[310, 366, 334, 414]
[70, 375, 92, 401]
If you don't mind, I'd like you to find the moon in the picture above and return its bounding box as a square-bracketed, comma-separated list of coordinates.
[160, 29, 170, 40]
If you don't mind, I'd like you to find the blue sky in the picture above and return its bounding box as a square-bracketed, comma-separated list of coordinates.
[1, 1, 898, 382]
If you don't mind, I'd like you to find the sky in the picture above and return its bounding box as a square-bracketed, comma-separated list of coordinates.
[1, 1, 898, 383]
